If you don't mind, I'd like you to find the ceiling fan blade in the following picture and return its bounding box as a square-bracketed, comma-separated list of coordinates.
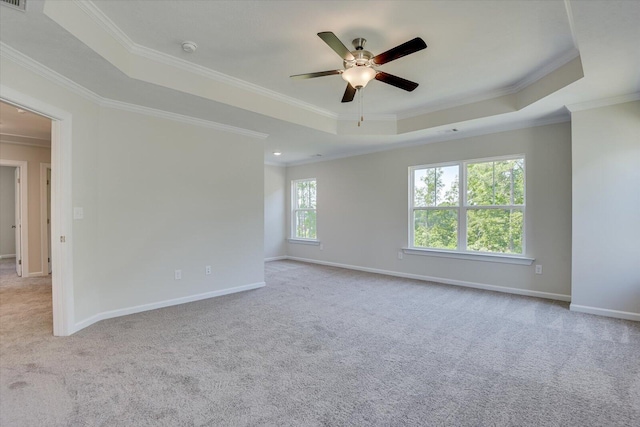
[318, 32, 355, 61]
[290, 70, 343, 79]
[372, 37, 427, 65]
[341, 83, 356, 103]
[375, 72, 419, 92]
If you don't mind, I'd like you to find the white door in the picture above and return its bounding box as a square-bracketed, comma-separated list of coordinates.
[14, 168, 22, 277]
[47, 168, 52, 274]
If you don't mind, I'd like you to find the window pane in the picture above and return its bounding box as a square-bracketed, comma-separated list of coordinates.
[295, 210, 316, 239]
[413, 209, 458, 249]
[308, 180, 316, 209]
[296, 183, 305, 209]
[467, 159, 524, 206]
[467, 208, 523, 254]
[295, 180, 316, 209]
[414, 166, 459, 207]
[494, 160, 525, 205]
[466, 162, 495, 206]
[513, 159, 524, 205]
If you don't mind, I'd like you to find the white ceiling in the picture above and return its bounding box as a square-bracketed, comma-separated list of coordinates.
[91, 0, 576, 116]
[0, 100, 51, 145]
[0, 0, 638, 164]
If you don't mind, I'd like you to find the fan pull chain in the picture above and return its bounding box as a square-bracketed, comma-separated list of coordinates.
[358, 88, 364, 127]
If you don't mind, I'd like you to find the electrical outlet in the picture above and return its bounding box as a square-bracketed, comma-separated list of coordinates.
[535, 265, 543, 275]
[205, 266, 212, 275]
[397, 251, 403, 260]
[175, 270, 182, 280]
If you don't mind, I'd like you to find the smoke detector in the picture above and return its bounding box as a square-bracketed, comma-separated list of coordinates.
[181, 41, 197, 53]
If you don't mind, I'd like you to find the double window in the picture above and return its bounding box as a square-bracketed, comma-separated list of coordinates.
[410, 156, 525, 254]
[292, 178, 317, 240]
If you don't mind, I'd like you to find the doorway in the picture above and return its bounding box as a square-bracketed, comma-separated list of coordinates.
[0, 161, 27, 276]
[0, 86, 74, 336]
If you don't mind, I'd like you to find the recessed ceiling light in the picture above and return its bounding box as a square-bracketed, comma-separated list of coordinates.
[273, 151, 282, 156]
[181, 41, 197, 53]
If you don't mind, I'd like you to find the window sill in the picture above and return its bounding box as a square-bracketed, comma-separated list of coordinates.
[402, 248, 534, 265]
[288, 239, 321, 246]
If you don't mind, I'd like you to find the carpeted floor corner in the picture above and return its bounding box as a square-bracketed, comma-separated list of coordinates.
[1, 258, 639, 426]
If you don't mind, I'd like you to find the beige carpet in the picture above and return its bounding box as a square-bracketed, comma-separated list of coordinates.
[0, 258, 53, 336]
[1, 258, 639, 426]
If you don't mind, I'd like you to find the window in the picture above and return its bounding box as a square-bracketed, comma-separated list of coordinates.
[292, 178, 317, 240]
[410, 156, 525, 255]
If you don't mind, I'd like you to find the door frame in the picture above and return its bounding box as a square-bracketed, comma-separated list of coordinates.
[0, 160, 28, 275]
[40, 162, 52, 274]
[1, 85, 74, 336]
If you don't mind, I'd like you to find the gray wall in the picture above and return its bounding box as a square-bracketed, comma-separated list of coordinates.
[0, 166, 16, 257]
[571, 100, 640, 316]
[2, 55, 265, 328]
[264, 164, 286, 259]
[286, 123, 573, 298]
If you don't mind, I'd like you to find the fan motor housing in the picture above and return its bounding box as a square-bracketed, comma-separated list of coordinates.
[342, 37, 374, 69]
[344, 50, 374, 69]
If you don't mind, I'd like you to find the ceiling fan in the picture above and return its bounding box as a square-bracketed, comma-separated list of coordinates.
[291, 32, 427, 103]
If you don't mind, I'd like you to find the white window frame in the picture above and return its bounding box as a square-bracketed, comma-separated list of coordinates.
[409, 160, 461, 251]
[407, 155, 533, 265]
[290, 178, 319, 243]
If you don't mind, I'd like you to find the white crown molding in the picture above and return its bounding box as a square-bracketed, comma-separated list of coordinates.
[0, 42, 269, 140]
[75, 0, 338, 120]
[338, 113, 397, 122]
[0, 139, 51, 149]
[0, 132, 50, 141]
[510, 48, 580, 93]
[565, 92, 640, 113]
[100, 98, 268, 139]
[0, 42, 103, 104]
[74, 1, 581, 125]
[286, 113, 570, 167]
[564, 0, 580, 50]
[72, 0, 136, 51]
[396, 48, 580, 120]
[396, 86, 515, 120]
[263, 160, 285, 167]
[9, 1, 585, 141]
[0, 133, 51, 148]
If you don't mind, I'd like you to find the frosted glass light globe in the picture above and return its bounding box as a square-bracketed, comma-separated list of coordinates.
[341, 66, 377, 88]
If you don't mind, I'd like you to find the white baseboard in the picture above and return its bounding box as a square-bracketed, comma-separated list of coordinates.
[27, 271, 48, 277]
[570, 304, 639, 321]
[73, 281, 265, 334]
[286, 256, 572, 302]
[0, 254, 16, 259]
[264, 256, 287, 262]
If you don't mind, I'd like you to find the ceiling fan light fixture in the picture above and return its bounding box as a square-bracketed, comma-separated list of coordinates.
[341, 66, 377, 89]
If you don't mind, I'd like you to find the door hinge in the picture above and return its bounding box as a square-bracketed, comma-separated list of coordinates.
[60, 236, 66, 243]
[48, 258, 50, 262]
[47, 180, 50, 185]
[17, 178, 20, 183]
[47, 219, 50, 224]
[18, 259, 22, 265]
